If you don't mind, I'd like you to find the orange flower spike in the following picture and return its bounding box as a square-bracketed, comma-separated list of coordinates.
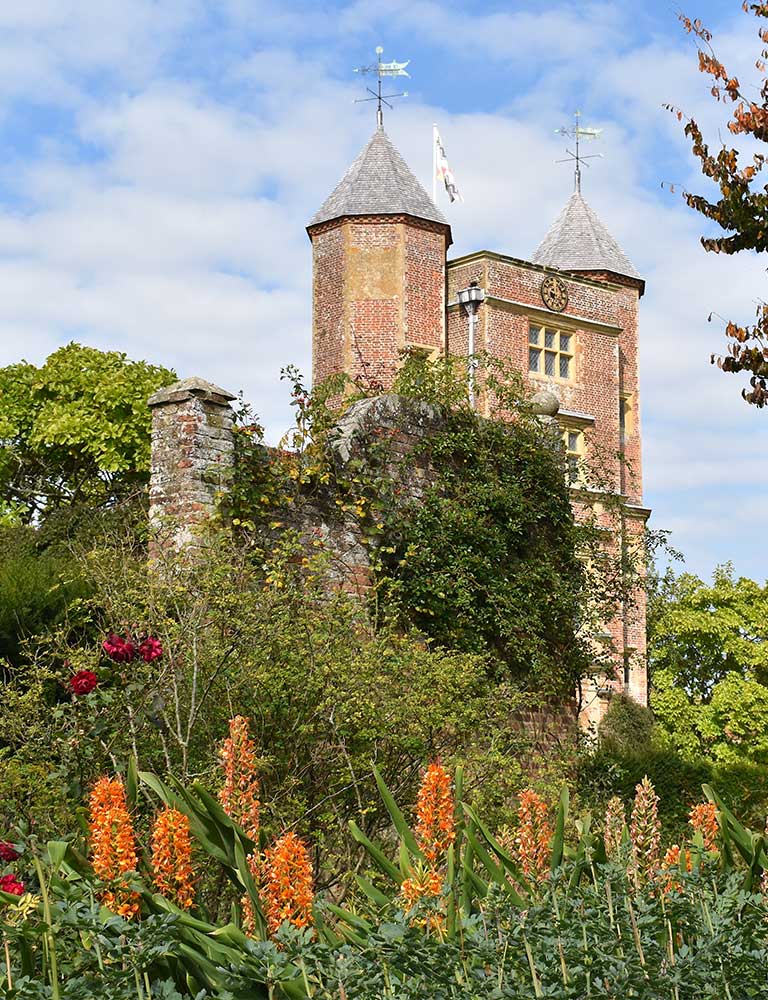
[661, 843, 692, 895]
[689, 802, 719, 852]
[516, 789, 552, 880]
[151, 808, 195, 910]
[414, 762, 455, 864]
[401, 867, 443, 909]
[88, 776, 140, 919]
[262, 832, 314, 937]
[218, 715, 260, 841]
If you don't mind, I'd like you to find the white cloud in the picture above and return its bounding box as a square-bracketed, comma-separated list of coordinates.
[338, 0, 625, 64]
[0, 1, 201, 108]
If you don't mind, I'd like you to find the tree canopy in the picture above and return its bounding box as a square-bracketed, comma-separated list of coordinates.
[0, 342, 175, 522]
[650, 565, 768, 766]
[649, 564, 768, 701]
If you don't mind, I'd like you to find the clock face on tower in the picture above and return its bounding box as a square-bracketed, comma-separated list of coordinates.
[540, 274, 569, 312]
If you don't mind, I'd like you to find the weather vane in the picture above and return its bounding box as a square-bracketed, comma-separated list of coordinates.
[555, 111, 603, 192]
[354, 46, 410, 126]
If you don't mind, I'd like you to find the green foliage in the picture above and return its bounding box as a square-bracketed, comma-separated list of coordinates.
[0, 840, 190, 999]
[598, 692, 655, 755]
[648, 565, 768, 813]
[288, 872, 768, 1000]
[578, 743, 768, 838]
[0, 526, 541, 883]
[577, 746, 713, 838]
[0, 759, 74, 846]
[7, 870, 768, 999]
[649, 564, 768, 700]
[0, 343, 174, 522]
[654, 667, 768, 766]
[0, 527, 87, 667]
[375, 357, 587, 696]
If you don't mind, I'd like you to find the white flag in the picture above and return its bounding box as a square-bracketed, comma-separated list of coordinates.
[434, 127, 463, 203]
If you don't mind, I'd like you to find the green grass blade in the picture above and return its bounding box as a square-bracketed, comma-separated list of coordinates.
[372, 764, 422, 858]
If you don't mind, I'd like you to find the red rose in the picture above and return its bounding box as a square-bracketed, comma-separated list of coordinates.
[0, 874, 24, 896]
[70, 669, 98, 696]
[102, 633, 136, 663]
[0, 842, 19, 863]
[138, 636, 163, 663]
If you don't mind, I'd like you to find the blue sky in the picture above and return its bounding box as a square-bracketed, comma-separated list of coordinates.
[0, 0, 765, 582]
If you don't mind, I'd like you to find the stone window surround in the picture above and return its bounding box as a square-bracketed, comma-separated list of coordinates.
[529, 322, 574, 381]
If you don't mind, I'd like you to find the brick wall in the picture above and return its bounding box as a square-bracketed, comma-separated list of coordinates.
[310, 223, 347, 387]
[446, 253, 649, 723]
[308, 214, 449, 389]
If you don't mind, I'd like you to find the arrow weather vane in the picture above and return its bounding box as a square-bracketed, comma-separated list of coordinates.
[354, 46, 410, 126]
[555, 111, 603, 192]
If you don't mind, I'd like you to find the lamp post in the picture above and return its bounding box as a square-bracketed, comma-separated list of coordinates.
[457, 280, 486, 409]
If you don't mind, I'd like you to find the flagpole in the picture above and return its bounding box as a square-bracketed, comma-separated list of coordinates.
[432, 123, 438, 204]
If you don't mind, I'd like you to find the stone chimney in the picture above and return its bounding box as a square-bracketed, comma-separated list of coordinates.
[147, 376, 237, 551]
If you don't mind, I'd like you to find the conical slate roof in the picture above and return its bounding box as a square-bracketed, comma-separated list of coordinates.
[309, 125, 449, 231]
[532, 191, 641, 283]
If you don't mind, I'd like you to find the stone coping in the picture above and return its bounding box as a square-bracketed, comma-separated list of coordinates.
[149, 376, 237, 408]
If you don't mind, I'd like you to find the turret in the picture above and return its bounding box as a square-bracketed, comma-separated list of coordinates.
[533, 191, 645, 502]
[307, 125, 451, 388]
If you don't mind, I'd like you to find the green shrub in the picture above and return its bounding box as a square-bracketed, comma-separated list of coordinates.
[577, 746, 712, 838]
[0, 757, 73, 843]
[0, 526, 88, 668]
[598, 691, 655, 754]
[578, 743, 768, 840]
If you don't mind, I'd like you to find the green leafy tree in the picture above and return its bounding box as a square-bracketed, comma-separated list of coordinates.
[649, 565, 768, 793]
[0, 342, 174, 521]
[649, 564, 768, 701]
[670, 5, 768, 404]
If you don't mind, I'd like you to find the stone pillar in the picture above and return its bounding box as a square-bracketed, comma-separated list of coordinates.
[147, 377, 237, 551]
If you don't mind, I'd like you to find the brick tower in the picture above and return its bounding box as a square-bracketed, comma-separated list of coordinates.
[307, 125, 452, 389]
[446, 187, 649, 725]
[309, 125, 650, 728]
[531, 190, 645, 503]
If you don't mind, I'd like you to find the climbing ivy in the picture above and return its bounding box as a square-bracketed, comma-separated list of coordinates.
[226, 353, 643, 698]
[369, 356, 586, 695]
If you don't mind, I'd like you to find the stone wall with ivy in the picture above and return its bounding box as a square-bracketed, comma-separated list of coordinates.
[149, 360, 595, 705]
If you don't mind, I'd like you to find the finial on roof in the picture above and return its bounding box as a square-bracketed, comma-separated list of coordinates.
[353, 46, 410, 126]
[555, 111, 603, 193]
